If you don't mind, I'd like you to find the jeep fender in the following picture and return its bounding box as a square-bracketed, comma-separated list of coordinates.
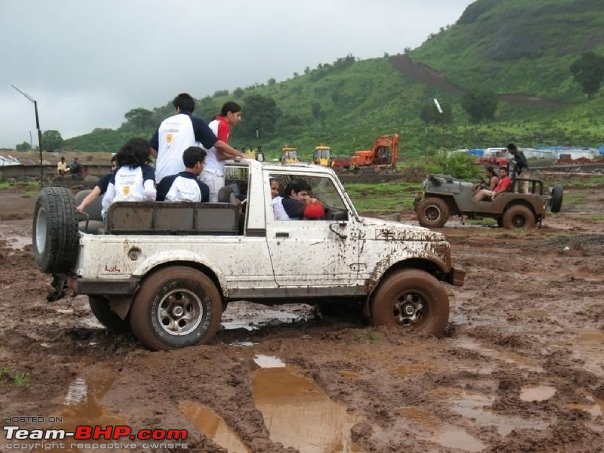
[365, 253, 450, 297]
[130, 250, 228, 297]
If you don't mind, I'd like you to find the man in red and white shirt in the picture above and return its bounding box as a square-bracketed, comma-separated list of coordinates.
[473, 167, 512, 202]
[200, 101, 242, 202]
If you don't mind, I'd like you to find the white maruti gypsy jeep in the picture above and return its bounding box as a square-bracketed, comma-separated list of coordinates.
[32, 160, 464, 350]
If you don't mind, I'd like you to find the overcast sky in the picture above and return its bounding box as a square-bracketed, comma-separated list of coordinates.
[0, 0, 474, 149]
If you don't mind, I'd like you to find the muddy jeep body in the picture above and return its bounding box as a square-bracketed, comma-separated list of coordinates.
[414, 174, 563, 229]
[33, 161, 464, 350]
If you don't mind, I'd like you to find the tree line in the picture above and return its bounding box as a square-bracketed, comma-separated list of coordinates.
[14, 51, 604, 152]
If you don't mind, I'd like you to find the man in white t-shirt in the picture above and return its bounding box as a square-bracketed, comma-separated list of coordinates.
[150, 93, 248, 184]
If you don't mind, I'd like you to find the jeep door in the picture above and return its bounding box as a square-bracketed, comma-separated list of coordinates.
[264, 172, 359, 287]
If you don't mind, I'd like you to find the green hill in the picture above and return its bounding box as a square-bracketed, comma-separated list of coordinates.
[65, 0, 604, 158]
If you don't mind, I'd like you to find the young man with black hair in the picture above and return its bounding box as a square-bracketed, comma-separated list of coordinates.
[150, 93, 248, 184]
[156, 147, 210, 202]
[273, 179, 325, 220]
[201, 101, 243, 202]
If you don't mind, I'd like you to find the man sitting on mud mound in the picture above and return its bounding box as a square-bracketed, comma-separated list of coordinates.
[473, 167, 512, 202]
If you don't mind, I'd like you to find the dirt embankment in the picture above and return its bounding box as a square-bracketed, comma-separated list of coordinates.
[0, 184, 602, 453]
[390, 54, 566, 107]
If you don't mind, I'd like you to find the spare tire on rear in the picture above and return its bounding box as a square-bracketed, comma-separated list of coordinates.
[550, 185, 563, 213]
[33, 187, 80, 274]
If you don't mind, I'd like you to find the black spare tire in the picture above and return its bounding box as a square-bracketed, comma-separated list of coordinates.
[550, 185, 563, 213]
[33, 187, 80, 274]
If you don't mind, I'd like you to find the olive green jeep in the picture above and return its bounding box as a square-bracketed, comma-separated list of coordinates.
[414, 175, 563, 229]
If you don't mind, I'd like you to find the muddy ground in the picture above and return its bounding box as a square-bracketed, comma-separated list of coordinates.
[0, 175, 602, 453]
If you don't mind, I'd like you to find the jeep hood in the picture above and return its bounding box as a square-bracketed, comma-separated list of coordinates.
[359, 217, 447, 242]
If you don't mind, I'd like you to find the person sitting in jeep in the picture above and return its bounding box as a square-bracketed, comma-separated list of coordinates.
[473, 167, 512, 202]
[156, 147, 210, 202]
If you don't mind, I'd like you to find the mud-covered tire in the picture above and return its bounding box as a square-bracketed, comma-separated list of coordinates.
[550, 185, 563, 213]
[129, 266, 222, 350]
[502, 205, 535, 230]
[33, 187, 80, 274]
[89, 296, 130, 332]
[416, 197, 450, 228]
[370, 269, 449, 337]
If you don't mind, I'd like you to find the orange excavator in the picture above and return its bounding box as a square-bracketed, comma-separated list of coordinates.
[331, 133, 399, 172]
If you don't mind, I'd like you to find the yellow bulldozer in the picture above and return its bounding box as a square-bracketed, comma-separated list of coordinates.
[312, 145, 332, 167]
[280, 146, 300, 164]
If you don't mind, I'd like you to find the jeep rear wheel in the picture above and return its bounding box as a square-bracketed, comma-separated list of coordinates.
[416, 197, 450, 228]
[502, 205, 535, 230]
[129, 266, 222, 350]
[89, 296, 130, 332]
[33, 187, 80, 274]
[370, 269, 449, 337]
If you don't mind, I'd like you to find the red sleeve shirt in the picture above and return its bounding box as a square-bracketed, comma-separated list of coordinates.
[214, 115, 231, 142]
[495, 176, 512, 194]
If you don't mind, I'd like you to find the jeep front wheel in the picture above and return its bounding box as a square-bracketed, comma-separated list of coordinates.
[370, 269, 449, 337]
[129, 266, 222, 350]
[502, 205, 535, 229]
[416, 197, 450, 228]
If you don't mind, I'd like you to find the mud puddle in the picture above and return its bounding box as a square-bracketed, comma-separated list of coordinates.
[251, 355, 362, 452]
[397, 407, 486, 452]
[179, 401, 249, 453]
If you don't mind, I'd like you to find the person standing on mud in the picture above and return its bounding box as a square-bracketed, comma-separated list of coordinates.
[200, 101, 244, 202]
[150, 93, 248, 184]
[507, 143, 530, 193]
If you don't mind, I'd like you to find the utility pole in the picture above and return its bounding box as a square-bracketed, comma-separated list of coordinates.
[12, 84, 44, 186]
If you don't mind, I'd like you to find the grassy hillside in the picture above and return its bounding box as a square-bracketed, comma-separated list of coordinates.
[64, 0, 604, 159]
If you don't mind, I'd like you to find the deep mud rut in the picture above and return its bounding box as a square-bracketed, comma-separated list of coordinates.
[0, 181, 602, 453]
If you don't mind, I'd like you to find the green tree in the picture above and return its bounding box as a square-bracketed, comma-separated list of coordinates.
[239, 95, 280, 140]
[570, 52, 604, 98]
[15, 141, 32, 151]
[461, 91, 498, 123]
[41, 130, 63, 152]
[122, 108, 155, 130]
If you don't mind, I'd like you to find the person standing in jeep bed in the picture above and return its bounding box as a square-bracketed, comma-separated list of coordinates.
[507, 143, 530, 193]
[149, 93, 248, 184]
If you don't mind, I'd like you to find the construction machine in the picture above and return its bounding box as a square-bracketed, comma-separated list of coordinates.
[313, 145, 332, 167]
[281, 146, 300, 165]
[331, 134, 399, 172]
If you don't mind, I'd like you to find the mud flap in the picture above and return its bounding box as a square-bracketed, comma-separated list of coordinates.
[47, 273, 69, 302]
